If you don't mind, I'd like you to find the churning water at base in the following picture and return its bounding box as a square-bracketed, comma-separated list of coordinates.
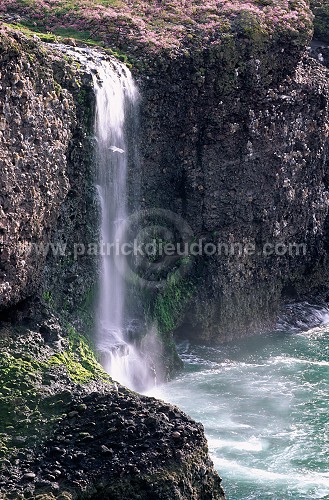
[147, 305, 329, 499]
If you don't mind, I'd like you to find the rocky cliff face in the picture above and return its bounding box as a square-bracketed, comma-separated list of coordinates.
[0, 29, 70, 309]
[0, 27, 225, 499]
[1, 0, 327, 350]
[0, 27, 98, 318]
[137, 38, 329, 342]
[311, 0, 329, 43]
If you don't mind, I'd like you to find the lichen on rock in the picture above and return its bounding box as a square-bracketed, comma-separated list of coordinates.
[0, 26, 98, 315]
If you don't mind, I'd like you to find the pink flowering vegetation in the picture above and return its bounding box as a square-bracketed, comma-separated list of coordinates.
[0, 0, 313, 53]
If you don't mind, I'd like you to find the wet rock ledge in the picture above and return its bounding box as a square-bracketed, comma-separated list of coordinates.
[0, 320, 224, 499]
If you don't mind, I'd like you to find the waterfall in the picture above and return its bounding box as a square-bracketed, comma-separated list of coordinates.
[55, 46, 153, 391]
[92, 58, 150, 391]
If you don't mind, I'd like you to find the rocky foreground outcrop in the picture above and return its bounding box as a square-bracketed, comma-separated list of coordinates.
[0, 319, 224, 499]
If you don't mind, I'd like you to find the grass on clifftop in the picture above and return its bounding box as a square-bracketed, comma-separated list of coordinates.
[1, 21, 131, 64]
[0, 0, 313, 54]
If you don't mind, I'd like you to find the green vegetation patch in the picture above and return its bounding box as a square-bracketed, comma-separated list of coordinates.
[48, 326, 109, 384]
[153, 271, 195, 336]
[0, 323, 110, 456]
[2, 21, 131, 65]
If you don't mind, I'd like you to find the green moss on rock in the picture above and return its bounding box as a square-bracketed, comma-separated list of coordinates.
[138, 267, 197, 377]
[153, 272, 195, 336]
[0, 321, 111, 457]
[48, 326, 109, 384]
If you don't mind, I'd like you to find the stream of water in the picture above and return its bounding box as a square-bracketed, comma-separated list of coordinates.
[91, 53, 156, 390]
[55, 46, 151, 390]
[148, 306, 329, 499]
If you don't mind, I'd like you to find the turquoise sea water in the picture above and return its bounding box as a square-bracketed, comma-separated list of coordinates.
[148, 307, 329, 499]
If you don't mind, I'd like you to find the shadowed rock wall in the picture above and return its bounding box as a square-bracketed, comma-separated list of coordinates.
[137, 44, 329, 342]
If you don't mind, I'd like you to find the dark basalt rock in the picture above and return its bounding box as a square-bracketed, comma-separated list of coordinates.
[0, 25, 98, 318]
[311, 0, 329, 44]
[0, 321, 225, 500]
[136, 47, 329, 343]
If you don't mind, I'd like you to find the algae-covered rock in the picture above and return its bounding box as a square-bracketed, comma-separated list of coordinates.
[0, 319, 224, 499]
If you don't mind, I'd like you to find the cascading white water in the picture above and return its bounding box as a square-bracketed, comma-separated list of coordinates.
[93, 61, 134, 336]
[92, 56, 152, 391]
[54, 46, 152, 391]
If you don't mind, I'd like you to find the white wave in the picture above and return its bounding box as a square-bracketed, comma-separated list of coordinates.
[269, 356, 329, 367]
[278, 302, 329, 332]
[207, 421, 252, 431]
[297, 324, 329, 340]
[209, 437, 266, 452]
[212, 457, 329, 492]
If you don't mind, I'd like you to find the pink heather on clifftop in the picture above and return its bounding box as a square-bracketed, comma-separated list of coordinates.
[0, 0, 313, 52]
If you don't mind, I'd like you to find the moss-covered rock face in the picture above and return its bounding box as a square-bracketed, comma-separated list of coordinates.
[311, 0, 329, 43]
[0, 318, 225, 499]
[137, 270, 196, 378]
[0, 319, 109, 455]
